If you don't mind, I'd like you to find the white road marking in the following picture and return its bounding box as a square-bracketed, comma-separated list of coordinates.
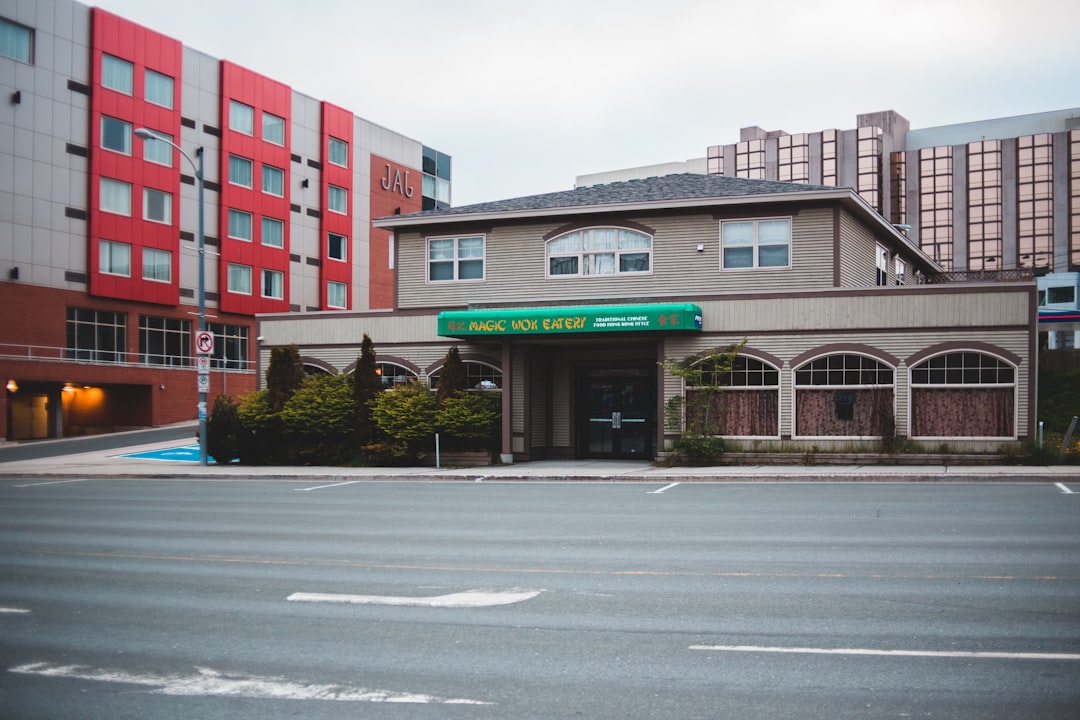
[689, 644, 1080, 661]
[1055, 482, 1074, 494]
[9, 663, 491, 704]
[13, 479, 86, 488]
[0, 607, 30, 614]
[287, 588, 542, 608]
[648, 482, 680, 494]
[294, 480, 363, 492]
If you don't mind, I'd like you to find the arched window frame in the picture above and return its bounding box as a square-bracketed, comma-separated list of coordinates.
[685, 353, 781, 439]
[792, 352, 896, 439]
[908, 350, 1017, 440]
[429, 360, 503, 391]
[545, 227, 652, 278]
[375, 361, 418, 388]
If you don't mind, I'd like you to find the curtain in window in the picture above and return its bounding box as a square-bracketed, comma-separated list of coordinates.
[796, 388, 894, 436]
[688, 389, 779, 436]
[0, 21, 32, 62]
[144, 70, 173, 108]
[262, 270, 283, 299]
[99, 240, 130, 275]
[228, 264, 251, 293]
[228, 210, 252, 240]
[142, 249, 171, 282]
[143, 132, 172, 166]
[229, 156, 252, 187]
[263, 218, 284, 248]
[100, 178, 131, 215]
[101, 55, 133, 94]
[262, 166, 284, 196]
[911, 388, 1013, 437]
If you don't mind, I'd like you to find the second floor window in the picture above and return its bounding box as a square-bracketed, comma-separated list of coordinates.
[100, 178, 131, 216]
[721, 218, 791, 270]
[547, 227, 651, 277]
[328, 185, 348, 214]
[229, 155, 253, 188]
[429, 236, 484, 282]
[262, 165, 284, 196]
[262, 112, 285, 145]
[144, 69, 173, 108]
[101, 54, 133, 94]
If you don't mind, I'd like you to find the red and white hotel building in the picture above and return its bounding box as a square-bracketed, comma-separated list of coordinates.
[0, 0, 451, 439]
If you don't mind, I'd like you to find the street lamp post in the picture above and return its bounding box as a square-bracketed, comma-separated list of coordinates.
[135, 128, 208, 466]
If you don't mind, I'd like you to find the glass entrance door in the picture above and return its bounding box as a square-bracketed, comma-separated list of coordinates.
[585, 377, 652, 458]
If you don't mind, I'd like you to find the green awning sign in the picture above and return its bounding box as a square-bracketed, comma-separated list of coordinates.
[438, 303, 703, 337]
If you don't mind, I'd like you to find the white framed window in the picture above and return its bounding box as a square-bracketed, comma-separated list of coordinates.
[144, 69, 173, 108]
[228, 155, 253, 188]
[428, 235, 484, 282]
[227, 263, 251, 294]
[721, 218, 791, 270]
[262, 217, 284, 248]
[99, 239, 131, 276]
[229, 100, 254, 135]
[327, 184, 348, 214]
[100, 177, 131, 216]
[876, 244, 889, 286]
[262, 164, 284, 196]
[262, 112, 285, 145]
[328, 137, 348, 167]
[142, 129, 173, 166]
[327, 232, 347, 261]
[227, 209, 252, 241]
[101, 54, 133, 94]
[546, 227, 652, 277]
[143, 188, 172, 224]
[895, 257, 907, 286]
[0, 18, 33, 63]
[142, 247, 171, 282]
[261, 268, 284, 299]
[100, 116, 131, 155]
[327, 281, 347, 309]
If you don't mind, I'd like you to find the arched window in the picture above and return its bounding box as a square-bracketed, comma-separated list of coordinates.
[794, 354, 894, 437]
[302, 363, 331, 376]
[430, 361, 502, 390]
[546, 227, 651, 277]
[910, 352, 1015, 438]
[376, 362, 418, 388]
[687, 355, 780, 437]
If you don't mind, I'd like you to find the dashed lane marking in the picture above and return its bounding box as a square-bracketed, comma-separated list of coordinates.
[689, 644, 1080, 661]
[287, 589, 542, 608]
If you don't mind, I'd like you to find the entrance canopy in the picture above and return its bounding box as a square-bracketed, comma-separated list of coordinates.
[438, 303, 703, 338]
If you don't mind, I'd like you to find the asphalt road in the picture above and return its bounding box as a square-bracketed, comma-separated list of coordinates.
[1, 478, 1078, 719]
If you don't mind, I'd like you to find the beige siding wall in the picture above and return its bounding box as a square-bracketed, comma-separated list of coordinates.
[396, 207, 843, 310]
[838, 210, 876, 287]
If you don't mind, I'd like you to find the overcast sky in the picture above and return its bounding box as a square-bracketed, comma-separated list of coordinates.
[91, 0, 1080, 207]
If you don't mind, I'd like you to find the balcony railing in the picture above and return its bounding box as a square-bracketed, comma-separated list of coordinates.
[0, 343, 255, 372]
[923, 269, 1036, 284]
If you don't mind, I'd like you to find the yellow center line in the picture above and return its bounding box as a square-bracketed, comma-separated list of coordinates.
[31, 549, 1075, 582]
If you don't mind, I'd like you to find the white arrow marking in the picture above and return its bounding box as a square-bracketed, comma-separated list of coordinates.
[1055, 482, 1074, 494]
[10, 663, 490, 704]
[648, 482, 680, 494]
[287, 589, 542, 608]
[689, 645, 1080, 661]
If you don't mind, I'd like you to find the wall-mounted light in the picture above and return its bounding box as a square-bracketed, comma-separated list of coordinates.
[8, 267, 18, 280]
[5, 379, 17, 392]
[696, 243, 705, 252]
[11, 90, 21, 105]
[159, 384, 166, 390]
[301, 178, 309, 188]
[62, 383, 75, 392]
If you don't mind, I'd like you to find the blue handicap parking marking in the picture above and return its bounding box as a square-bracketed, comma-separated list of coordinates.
[121, 445, 214, 463]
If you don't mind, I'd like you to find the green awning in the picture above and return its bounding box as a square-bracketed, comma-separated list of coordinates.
[438, 303, 702, 337]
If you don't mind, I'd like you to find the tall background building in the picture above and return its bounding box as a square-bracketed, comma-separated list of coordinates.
[0, 0, 451, 440]
[578, 108, 1080, 274]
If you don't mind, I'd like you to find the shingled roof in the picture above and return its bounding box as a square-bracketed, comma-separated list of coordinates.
[376, 173, 847, 226]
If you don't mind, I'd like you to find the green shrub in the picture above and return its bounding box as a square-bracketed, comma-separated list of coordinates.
[672, 435, 726, 465]
[206, 394, 247, 464]
[369, 382, 436, 462]
[436, 391, 500, 451]
[280, 374, 357, 464]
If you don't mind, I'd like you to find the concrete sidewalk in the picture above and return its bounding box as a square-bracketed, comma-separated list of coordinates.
[2, 433, 1079, 483]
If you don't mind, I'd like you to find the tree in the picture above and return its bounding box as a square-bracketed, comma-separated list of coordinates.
[265, 344, 304, 413]
[436, 345, 467, 405]
[352, 334, 382, 446]
[280, 373, 356, 464]
[661, 339, 747, 463]
[206, 394, 246, 464]
[368, 381, 436, 463]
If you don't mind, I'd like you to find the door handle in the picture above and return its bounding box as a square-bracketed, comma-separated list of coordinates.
[611, 411, 622, 429]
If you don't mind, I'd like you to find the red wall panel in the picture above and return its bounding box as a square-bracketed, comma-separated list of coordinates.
[218, 62, 292, 316]
[320, 102, 354, 309]
[88, 9, 183, 307]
